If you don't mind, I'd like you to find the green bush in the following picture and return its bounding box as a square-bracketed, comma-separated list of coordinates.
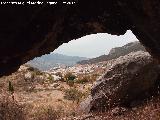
[8, 81, 14, 94]
[47, 74, 54, 84]
[64, 72, 76, 87]
[64, 72, 76, 81]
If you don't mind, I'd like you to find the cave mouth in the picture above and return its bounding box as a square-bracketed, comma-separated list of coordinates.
[0, 28, 159, 119]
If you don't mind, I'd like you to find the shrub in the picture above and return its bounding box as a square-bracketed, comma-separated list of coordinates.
[0, 93, 26, 120]
[34, 70, 43, 76]
[57, 86, 65, 91]
[47, 74, 54, 84]
[26, 65, 35, 71]
[67, 80, 75, 87]
[64, 72, 76, 81]
[64, 72, 76, 87]
[64, 88, 84, 103]
[8, 81, 14, 94]
[27, 65, 43, 76]
[33, 105, 60, 120]
[75, 76, 89, 84]
[83, 87, 91, 99]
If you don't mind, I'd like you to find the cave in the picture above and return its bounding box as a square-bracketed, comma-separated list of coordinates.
[0, 1, 160, 76]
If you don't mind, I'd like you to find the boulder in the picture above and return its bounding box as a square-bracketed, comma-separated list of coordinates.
[51, 75, 61, 81]
[24, 72, 34, 80]
[79, 51, 160, 112]
[18, 65, 30, 72]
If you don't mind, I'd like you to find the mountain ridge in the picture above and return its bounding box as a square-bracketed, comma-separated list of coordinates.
[27, 53, 88, 71]
[78, 41, 146, 64]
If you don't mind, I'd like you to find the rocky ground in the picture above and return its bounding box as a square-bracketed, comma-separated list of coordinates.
[0, 51, 160, 120]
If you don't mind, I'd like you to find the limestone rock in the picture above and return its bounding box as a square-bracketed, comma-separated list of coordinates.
[18, 65, 30, 72]
[78, 95, 93, 113]
[80, 51, 160, 112]
[51, 75, 61, 81]
[24, 72, 34, 80]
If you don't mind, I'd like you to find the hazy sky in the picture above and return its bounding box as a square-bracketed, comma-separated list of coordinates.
[53, 30, 138, 58]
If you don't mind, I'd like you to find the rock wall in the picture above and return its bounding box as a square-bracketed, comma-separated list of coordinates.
[0, 1, 160, 76]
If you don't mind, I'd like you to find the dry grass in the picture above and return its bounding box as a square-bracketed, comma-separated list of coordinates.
[30, 105, 61, 120]
[2, 89, 160, 120]
[1, 68, 160, 120]
[0, 92, 78, 120]
[64, 88, 85, 104]
[0, 92, 26, 120]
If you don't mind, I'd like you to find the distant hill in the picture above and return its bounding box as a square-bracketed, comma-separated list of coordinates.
[27, 53, 88, 70]
[78, 41, 146, 64]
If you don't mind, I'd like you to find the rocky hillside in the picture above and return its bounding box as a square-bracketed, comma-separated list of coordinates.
[27, 53, 88, 71]
[78, 41, 146, 64]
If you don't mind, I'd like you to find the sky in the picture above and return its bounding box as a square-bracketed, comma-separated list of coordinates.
[53, 30, 138, 58]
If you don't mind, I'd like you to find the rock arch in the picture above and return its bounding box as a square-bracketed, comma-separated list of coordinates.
[0, 0, 160, 76]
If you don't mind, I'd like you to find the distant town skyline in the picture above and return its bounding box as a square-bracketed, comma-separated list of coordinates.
[53, 30, 138, 58]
